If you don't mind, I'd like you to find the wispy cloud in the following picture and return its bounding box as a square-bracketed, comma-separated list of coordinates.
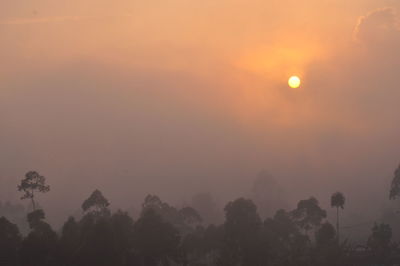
[353, 7, 400, 42]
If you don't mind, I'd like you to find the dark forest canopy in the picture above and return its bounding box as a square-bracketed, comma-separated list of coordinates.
[1, 169, 400, 266]
[0, 193, 397, 266]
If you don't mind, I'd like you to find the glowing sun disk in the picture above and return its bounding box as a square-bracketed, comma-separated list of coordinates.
[288, 76, 301, 88]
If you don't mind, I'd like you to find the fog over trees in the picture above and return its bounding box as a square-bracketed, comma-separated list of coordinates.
[2, 1, 400, 265]
[1, 168, 400, 266]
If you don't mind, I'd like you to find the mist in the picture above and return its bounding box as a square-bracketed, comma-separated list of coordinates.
[1, 1, 400, 243]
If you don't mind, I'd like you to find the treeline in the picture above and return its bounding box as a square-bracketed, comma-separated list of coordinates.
[1, 171, 400, 266]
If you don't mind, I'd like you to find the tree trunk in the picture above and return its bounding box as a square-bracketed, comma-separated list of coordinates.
[31, 195, 36, 211]
[336, 206, 340, 244]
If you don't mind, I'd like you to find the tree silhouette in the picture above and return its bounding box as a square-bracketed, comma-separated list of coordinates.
[315, 222, 336, 247]
[59, 217, 80, 266]
[180, 224, 223, 266]
[314, 222, 344, 266]
[111, 210, 135, 265]
[202, 224, 224, 264]
[20, 210, 57, 266]
[133, 208, 180, 266]
[82, 189, 110, 216]
[265, 209, 299, 243]
[264, 209, 305, 265]
[180, 225, 206, 266]
[4, 186, 396, 265]
[390, 164, 400, 199]
[179, 207, 202, 226]
[75, 215, 120, 266]
[142, 194, 201, 233]
[0, 217, 21, 266]
[27, 209, 46, 229]
[292, 197, 327, 236]
[367, 223, 393, 264]
[330, 192, 345, 243]
[219, 198, 264, 266]
[17, 171, 50, 211]
[141, 195, 178, 224]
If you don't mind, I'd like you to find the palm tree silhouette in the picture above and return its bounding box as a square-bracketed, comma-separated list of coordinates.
[331, 192, 345, 244]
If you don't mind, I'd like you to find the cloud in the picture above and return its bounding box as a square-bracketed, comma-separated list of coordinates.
[354, 7, 400, 44]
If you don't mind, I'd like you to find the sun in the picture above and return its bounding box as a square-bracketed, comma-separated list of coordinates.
[288, 76, 301, 88]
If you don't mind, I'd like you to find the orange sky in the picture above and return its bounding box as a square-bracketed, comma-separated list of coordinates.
[1, 0, 400, 225]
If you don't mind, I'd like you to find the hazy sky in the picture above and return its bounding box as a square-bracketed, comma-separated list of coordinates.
[1, 0, 400, 226]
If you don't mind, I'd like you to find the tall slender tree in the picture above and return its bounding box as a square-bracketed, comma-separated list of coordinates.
[330, 192, 345, 243]
[17, 171, 50, 211]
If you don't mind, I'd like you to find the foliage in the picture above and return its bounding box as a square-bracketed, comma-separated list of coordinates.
[17, 171, 50, 210]
[179, 207, 202, 225]
[390, 164, 400, 199]
[133, 208, 180, 265]
[331, 192, 345, 209]
[331, 191, 345, 243]
[367, 223, 393, 257]
[315, 222, 336, 246]
[58, 217, 80, 265]
[264, 209, 309, 266]
[218, 198, 265, 266]
[27, 209, 46, 229]
[20, 210, 58, 266]
[0, 217, 21, 266]
[81, 189, 110, 216]
[291, 197, 327, 233]
[9, 181, 399, 266]
[142, 194, 202, 233]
